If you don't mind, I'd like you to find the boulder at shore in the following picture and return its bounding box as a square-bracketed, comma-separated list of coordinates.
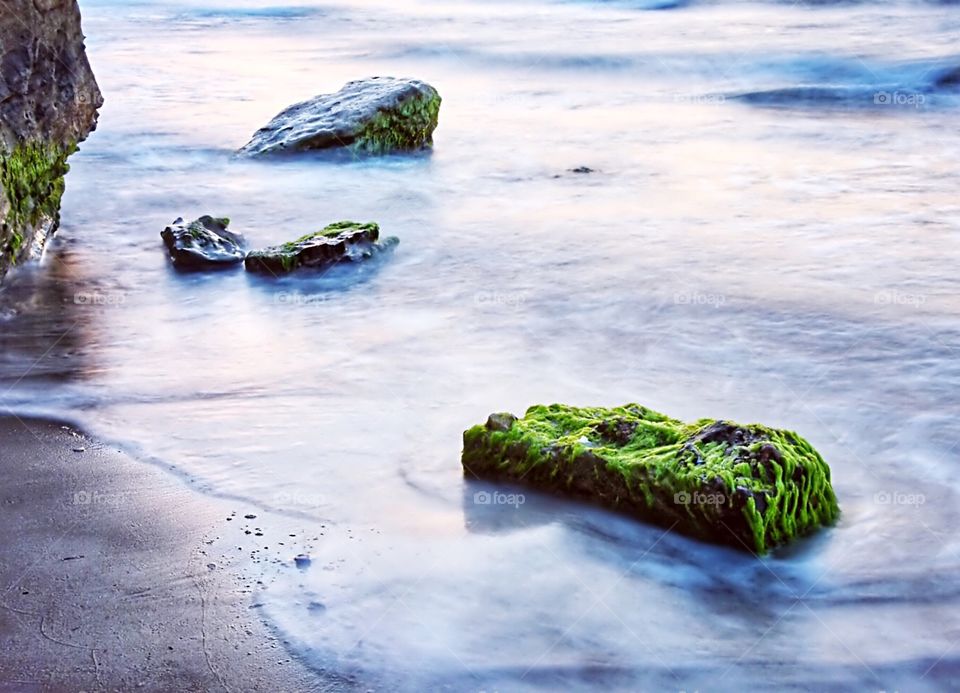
[0, 0, 103, 282]
[244, 221, 398, 274]
[161, 216, 247, 268]
[462, 404, 839, 554]
[239, 77, 441, 156]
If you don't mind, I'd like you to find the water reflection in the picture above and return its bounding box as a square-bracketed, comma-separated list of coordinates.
[0, 241, 100, 385]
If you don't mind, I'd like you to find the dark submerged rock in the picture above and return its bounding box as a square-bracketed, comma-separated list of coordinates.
[934, 66, 960, 89]
[239, 77, 442, 157]
[161, 216, 247, 268]
[244, 221, 398, 275]
[0, 0, 103, 282]
[462, 403, 840, 555]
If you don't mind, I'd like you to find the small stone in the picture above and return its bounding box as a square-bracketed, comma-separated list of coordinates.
[485, 412, 517, 433]
[294, 554, 311, 568]
[161, 216, 247, 268]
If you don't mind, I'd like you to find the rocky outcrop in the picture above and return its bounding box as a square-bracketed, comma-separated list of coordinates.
[0, 0, 102, 282]
[161, 216, 247, 268]
[462, 404, 840, 554]
[239, 77, 440, 157]
[245, 221, 398, 274]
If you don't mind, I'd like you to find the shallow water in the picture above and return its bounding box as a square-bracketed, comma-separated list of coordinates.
[2, 0, 960, 689]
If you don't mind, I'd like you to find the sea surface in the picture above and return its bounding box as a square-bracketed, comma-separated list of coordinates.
[2, 0, 960, 689]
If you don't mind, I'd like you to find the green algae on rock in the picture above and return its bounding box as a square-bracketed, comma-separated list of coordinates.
[0, 141, 74, 267]
[244, 221, 398, 275]
[0, 0, 102, 281]
[462, 404, 839, 554]
[239, 77, 441, 156]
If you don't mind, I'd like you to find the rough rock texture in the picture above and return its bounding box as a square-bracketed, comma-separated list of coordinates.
[0, 0, 102, 282]
[161, 215, 247, 268]
[245, 221, 398, 274]
[462, 404, 840, 554]
[239, 77, 441, 156]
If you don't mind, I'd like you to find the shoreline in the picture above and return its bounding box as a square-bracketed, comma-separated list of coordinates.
[0, 415, 323, 692]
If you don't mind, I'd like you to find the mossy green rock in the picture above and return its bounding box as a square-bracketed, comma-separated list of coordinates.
[0, 0, 102, 281]
[0, 141, 74, 267]
[462, 404, 840, 554]
[239, 77, 441, 156]
[244, 221, 398, 274]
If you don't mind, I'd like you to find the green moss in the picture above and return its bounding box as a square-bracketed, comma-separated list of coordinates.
[353, 92, 441, 154]
[462, 403, 840, 555]
[0, 140, 75, 267]
[245, 220, 388, 274]
[284, 221, 380, 249]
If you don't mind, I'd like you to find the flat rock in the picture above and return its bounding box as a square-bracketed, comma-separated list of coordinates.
[239, 77, 441, 156]
[244, 221, 398, 275]
[161, 216, 247, 268]
[461, 403, 839, 554]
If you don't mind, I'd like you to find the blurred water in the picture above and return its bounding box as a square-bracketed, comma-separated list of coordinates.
[1, 0, 959, 689]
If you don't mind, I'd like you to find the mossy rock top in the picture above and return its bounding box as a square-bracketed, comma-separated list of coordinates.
[244, 220, 397, 275]
[239, 77, 441, 156]
[462, 403, 840, 555]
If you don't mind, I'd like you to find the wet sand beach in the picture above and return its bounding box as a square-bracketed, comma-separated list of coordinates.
[0, 416, 322, 692]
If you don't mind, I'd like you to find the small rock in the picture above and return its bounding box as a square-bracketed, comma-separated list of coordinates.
[569, 166, 595, 174]
[294, 554, 312, 568]
[245, 221, 398, 275]
[161, 216, 247, 268]
[485, 412, 517, 433]
[244, 514, 257, 519]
